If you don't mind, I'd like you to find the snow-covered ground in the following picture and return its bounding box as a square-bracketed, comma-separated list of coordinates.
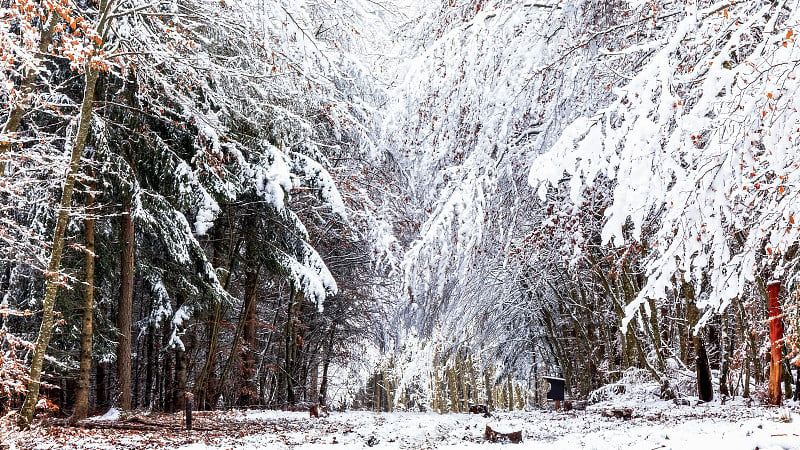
[7, 400, 800, 450]
[217, 404, 800, 450]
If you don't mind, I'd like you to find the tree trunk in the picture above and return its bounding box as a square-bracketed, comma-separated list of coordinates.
[284, 289, 299, 405]
[767, 281, 783, 405]
[646, 298, 666, 373]
[782, 360, 793, 400]
[161, 331, 172, 411]
[695, 336, 713, 402]
[174, 346, 187, 411]
[117, 193, 135, 411]
[16, 5, 110, 422]
[684, 283, 713, 402]
[171, 294, 188, 412]
[319, 326, 335, 405]
[239, 268, 260, 407]
[72, 188, 96, 423]
[96, 361, 108, 410]
[719, 310, 731, 398]
[145, 322, 154, 409]
[484, 370, 493, 409]
[447, 367, 458, 412]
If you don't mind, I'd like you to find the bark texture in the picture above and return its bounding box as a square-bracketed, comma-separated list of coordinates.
[117, 194, 135, 411]
[72, 189, 96, 423]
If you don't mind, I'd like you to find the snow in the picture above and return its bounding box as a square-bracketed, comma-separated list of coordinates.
[177, 405, 800, 449]
[85, 407, 122, 422]
[526, 0, 800, 330]
[6, 390, 800, 450]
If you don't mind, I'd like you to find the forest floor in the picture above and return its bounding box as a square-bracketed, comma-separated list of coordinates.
[3, 399, 800, 449]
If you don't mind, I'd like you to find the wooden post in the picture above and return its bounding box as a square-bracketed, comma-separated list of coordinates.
[767, 281, 783, 406]
[185, 392, 194, 431]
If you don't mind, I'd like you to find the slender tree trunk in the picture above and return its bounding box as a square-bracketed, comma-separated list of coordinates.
[375, 371, 383, 412]
[447, 367, 457, 412]
[174, 346, 187, 411]
[719, 310, 731, 398]
[468, 355, 478, 407]
[319, 326, 335, 405]
[684, 283, 713, 402]
[239, 268, 260, 406]
[195, 303, 221, 410]
[96, 361, 108, 410]
[145, 321, 154, 409]
[782, 360, 793, 400]
[695, 336, 713, 402]
[117, 194, 135, 411]
[0, 13, 58, 176]
[171, 294, 188, 412]
[163, 343, 173, 412]
[506, 375, 513, 410]
[284, 289, 298, 405]
[16, 4, 111, 422]
[646, 298, 666, 373]
[72, 188, 96, 423]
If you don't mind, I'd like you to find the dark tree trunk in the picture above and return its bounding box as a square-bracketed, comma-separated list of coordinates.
[96, 362, 108, 411]
[117, 194, 135, 411]
[319, 326, 336, 405]
[145, 322, 154, 409]
[684, 283, 713, 402]
[238, 268, 260, 407]
[174, 347, 187, 411]
[695, 336, 713, 402]
[284, 289, 299, 405]
[173, 295, 188, 412]
[719, 311, 732, 397]
[162, 330, 173, 412]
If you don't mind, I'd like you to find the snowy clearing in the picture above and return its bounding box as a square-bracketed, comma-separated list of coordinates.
[5, 401, 800, 450]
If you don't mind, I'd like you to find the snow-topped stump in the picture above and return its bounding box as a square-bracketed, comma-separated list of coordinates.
[484, 422, 523, 443]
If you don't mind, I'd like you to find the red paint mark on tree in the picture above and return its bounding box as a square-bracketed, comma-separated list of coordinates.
[768, 281, 783, 406]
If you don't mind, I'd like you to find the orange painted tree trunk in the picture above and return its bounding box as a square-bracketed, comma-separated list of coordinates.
[768, 281, 783, 406]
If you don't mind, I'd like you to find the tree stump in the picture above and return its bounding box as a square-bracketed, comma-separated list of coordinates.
[484, 424, 523, 443]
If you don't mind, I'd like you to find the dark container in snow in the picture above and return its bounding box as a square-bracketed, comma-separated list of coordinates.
[543, 376, 565, 401]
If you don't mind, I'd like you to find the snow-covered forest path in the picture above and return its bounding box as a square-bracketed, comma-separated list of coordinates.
[7, 402, 800, 450]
